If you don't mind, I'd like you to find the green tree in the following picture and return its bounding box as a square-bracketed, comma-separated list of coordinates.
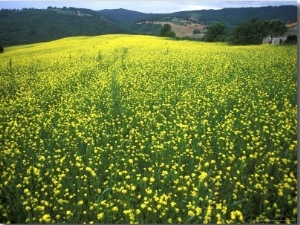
[227, 17, 267, 45]
[193, 29, 201, 34]
[160, 24, 176, 38]
[264, 20, 287, 42]
[203, 22, 226, 42]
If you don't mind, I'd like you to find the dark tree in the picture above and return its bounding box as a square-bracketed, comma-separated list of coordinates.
[285, 35, 297, 44]
[193, 29, 201, 34]
[0, 41, 4, 53]
[227, 17, 268, 45]
[203, 22, 226, 42]
[264, 20, 287, 42]
[160, 24, 176, 38]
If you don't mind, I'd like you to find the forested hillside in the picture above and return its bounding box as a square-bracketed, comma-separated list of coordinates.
[169, 5, 297, 27]
[0, 5, 297, 47]
[0, 7, 127, 46]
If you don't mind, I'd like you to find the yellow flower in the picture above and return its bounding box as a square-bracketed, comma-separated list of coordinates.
[97, 212, 104, 220]
[188, 210, 195, 216]
[40, 214, 51, 223]
[66, 210, 72, 217]
[199, 171, 207, 182]
[24, 188, 30, 195]
[230, 212, 236, 220]
[146, 187, 152, 195]
[216, 213, 222, 224]
[78, 200, 84, 206]
[195, 207, 202, 216]
[131, 185, 136, 191]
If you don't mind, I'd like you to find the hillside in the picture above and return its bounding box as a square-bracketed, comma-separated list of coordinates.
[98, 8, 148, 26]
[0, 5, 297, 46]
[0, 7, 127, 46]
[98, 5, 297, 37]
[169, 5, 297, 27]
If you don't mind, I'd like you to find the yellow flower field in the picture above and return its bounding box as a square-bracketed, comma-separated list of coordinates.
[0, 35, 297, 223]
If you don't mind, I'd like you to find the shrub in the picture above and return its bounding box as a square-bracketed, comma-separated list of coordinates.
[285, 35, 297, 45]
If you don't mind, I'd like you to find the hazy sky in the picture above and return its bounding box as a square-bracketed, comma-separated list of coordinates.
[0, 1, 297, 13]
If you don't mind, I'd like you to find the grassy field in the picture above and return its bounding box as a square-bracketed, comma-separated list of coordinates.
[0, 35, 297, 224]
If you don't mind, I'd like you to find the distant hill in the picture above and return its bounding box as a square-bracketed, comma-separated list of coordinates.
[170, 5, 297, 27]
[0, 5, 297, 47]
[0, 7, 127, 46]
[99, 5, 297, 38]
[97, 8, 162, 35]
[98, 8, 149, 26]
[135, 5, 297, 36]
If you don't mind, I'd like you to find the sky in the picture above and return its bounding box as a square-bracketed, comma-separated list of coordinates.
[0, 1, 297, 13]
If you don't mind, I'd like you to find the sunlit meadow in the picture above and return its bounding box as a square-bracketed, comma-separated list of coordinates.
[0, 35, 297, 224]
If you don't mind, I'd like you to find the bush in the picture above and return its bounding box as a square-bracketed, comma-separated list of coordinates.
[285, 35, 297, 45]
[193, 29, 201, 34]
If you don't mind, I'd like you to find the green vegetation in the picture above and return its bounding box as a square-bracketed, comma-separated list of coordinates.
[264, 20, 288, 42]
[227, 17, 267, 45]
[202, 22, 226, 42]
[98, 8, 148, 26]
[170, 5, 297, 27]
[0, 35, 297, 224]
[0, 5, 296, 47]
[0, 8, 126, 46]
[160, 24, 176, 38]
[192, 29, 201, 34]
[227, 18, 287, 45]
[285, 35, 297, 45]
[202, 17, 289, 45]
[0, 40, 3, 53]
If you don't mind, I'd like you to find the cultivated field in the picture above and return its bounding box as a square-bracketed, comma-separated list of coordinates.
[0, 35, 297, 224]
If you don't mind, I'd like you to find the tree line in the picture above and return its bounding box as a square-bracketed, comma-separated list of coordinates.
[159, 17, 296, 45]
[202, 17, 296, 45]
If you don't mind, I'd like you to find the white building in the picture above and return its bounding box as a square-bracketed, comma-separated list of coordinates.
[272, 37, 287, 45]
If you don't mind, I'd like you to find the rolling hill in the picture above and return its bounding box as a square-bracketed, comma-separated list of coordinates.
[0, 7, 127, 46]
[0, 5, 297, 46]
[100, 5, 297, 37]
